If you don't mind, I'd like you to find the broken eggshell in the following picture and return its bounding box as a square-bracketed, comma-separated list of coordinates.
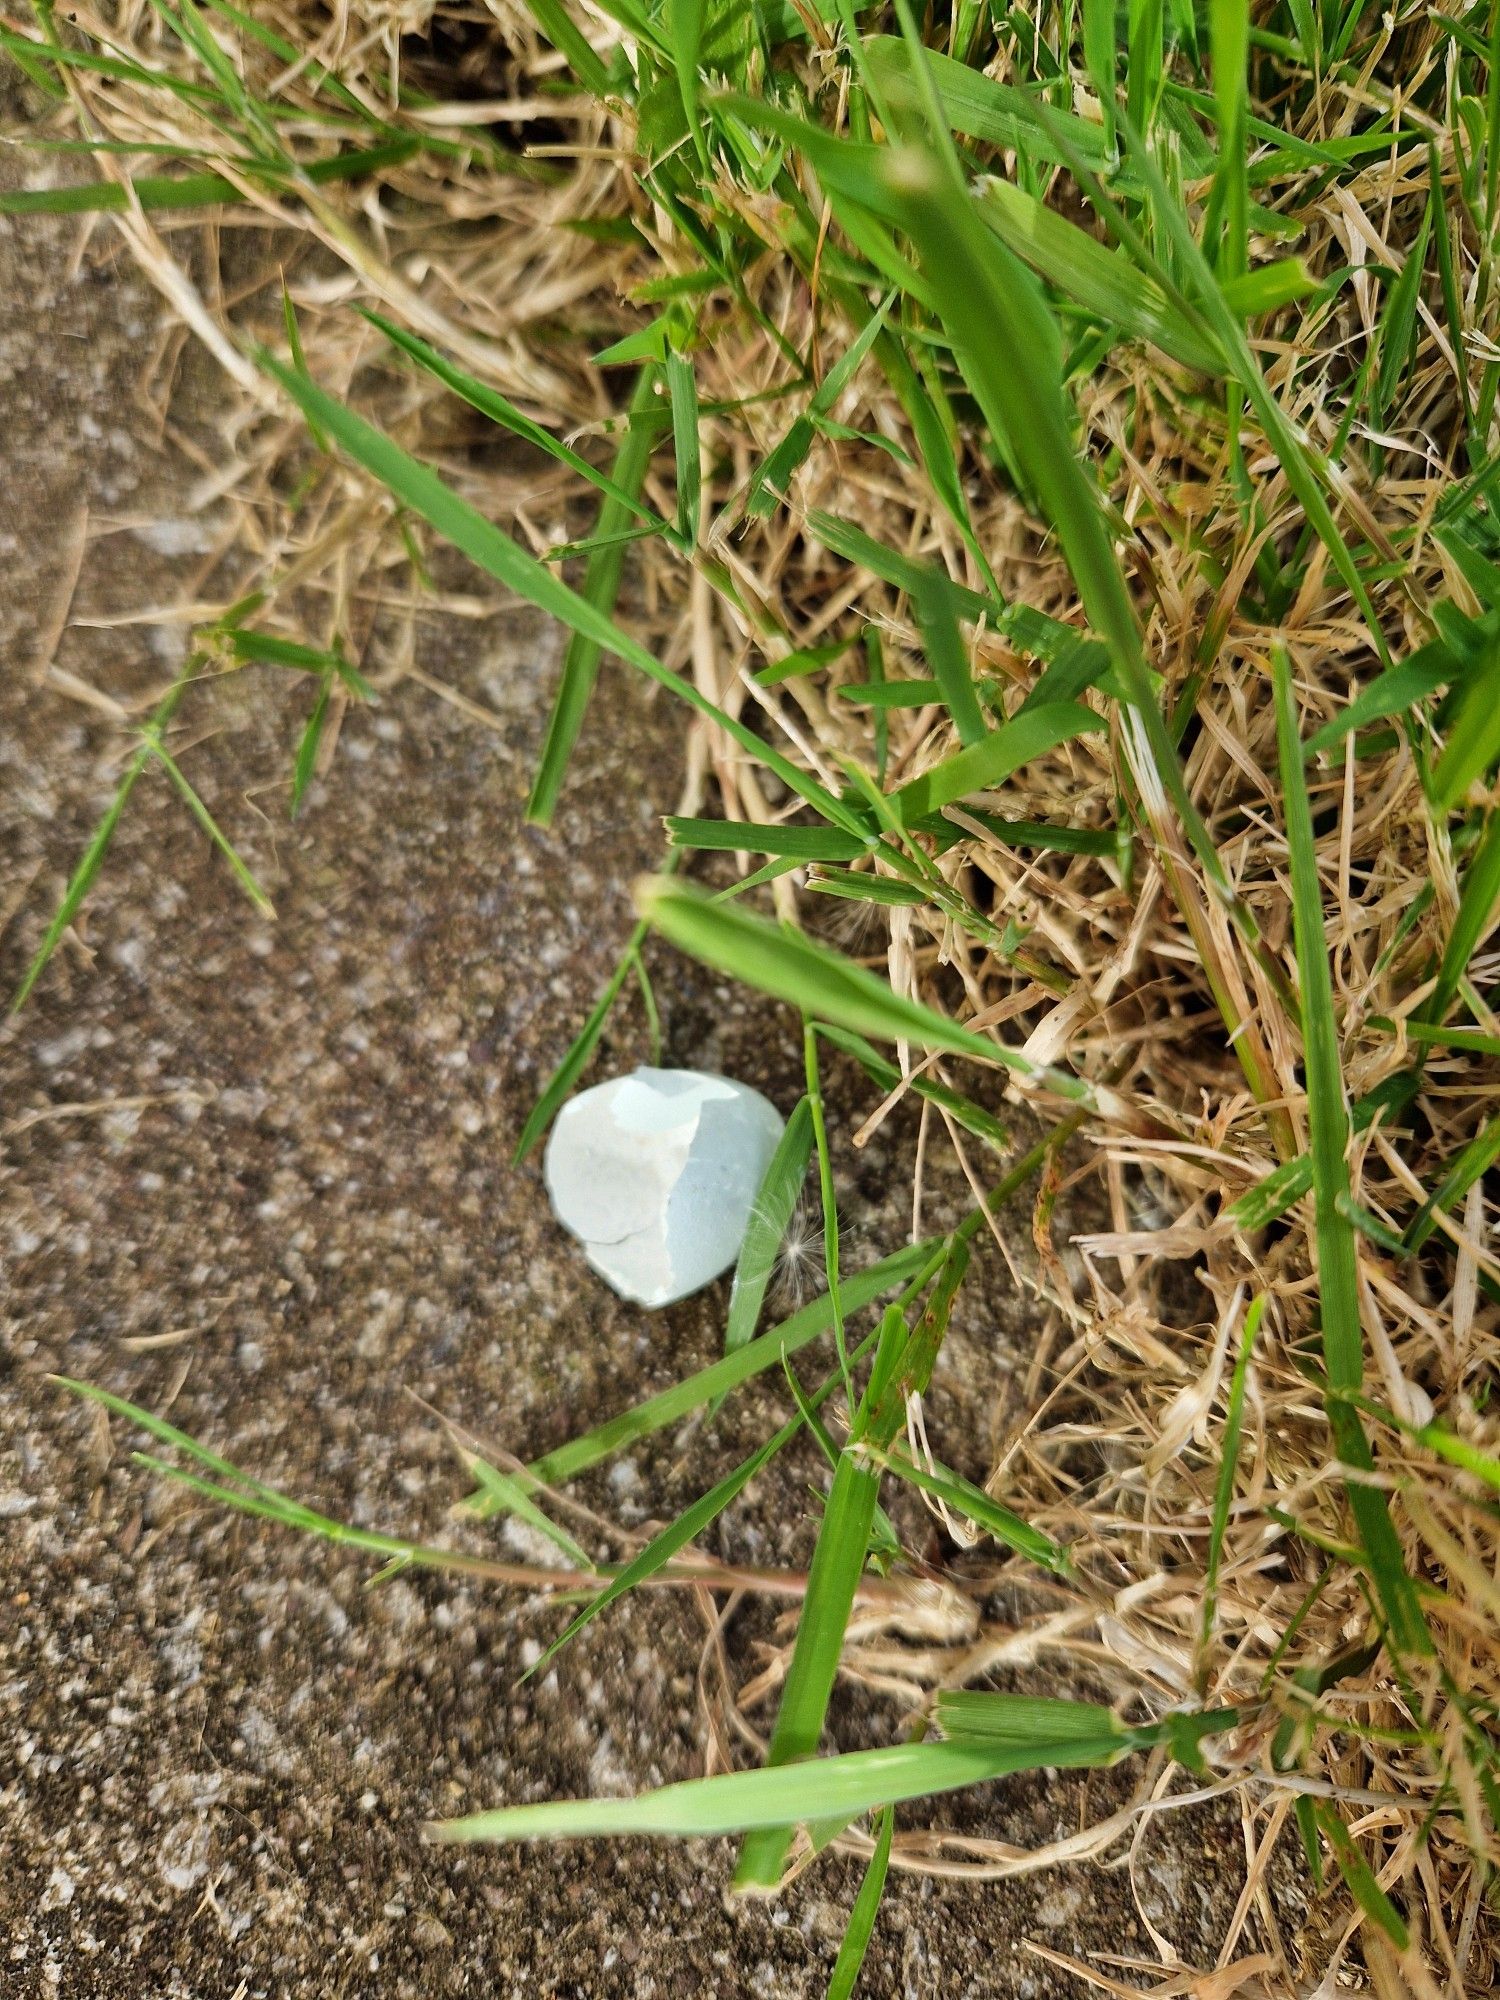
[543, 1067, 785, 1308]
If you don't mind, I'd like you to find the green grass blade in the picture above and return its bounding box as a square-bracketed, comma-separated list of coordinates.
[1303, 631, 1475, 757]
[889, 701, 1105, 823]
[724, 1097, 814, 1361]
[365, 311, 670, 532]
[665, 818, 873, 861]
[870, 114, 1247, 947]
[935, 1690, 1128, 1751]
[10, 746, 153, 1012]
[815, 1024, 1010, 1151]
[974, 179, 1226, 374]
[289, 676, 332, 816]
[1403, 1111, 1500, 1255]
[430, 1732, 1129, 1846]
[11, 671, 192, 1013]
[530, 1421, 797, 1674]
[464, 1457, 594, 1570]
[806, 871, 929, 907]
[1199, 1295, 1266, 1672]
[523, 0, 611, 95]
[638, 877, 1093, 1100]
[911, 573, 986, 747]
[1272, 648, 1428, 1656]
[1420, 809, 1500, 1028]
[259, 352, 859, 834]
[148, 742, 275, 917]
[1432, 671, 1500, 811]
[665, 333, 703, 545]
[866, 1448, 1070, 1574]
[863, 37, 1115, 172]
[527, 1241, 941, 1488]
[1312, 1804, 1411, 1951]
[734, 1447, 886, 1887]
[825, 1806, 892, 2000]
[1208, 0, 1250, 278]
[528, 365, 665, 824]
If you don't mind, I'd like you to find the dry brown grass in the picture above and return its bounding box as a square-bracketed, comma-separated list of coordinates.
[6, 2, 1498, 1991]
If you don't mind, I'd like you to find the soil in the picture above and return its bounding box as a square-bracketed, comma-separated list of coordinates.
[0, 108, 1281, 2000]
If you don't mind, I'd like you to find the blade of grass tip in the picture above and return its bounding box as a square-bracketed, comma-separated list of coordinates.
[464, 1457, 594, 1570]
[281, 283, 328, 449]
[1198, 1294, 1266, 1684]
[815, 1022, 1011, 1151]
[528, 1429, 792, 1677]
[55, 1376, 291, 1505]
[11, 669, 193, 1013]
[530, 1322, 869, 1678]
[430, 1729, 1141, 1846]
[148, 739, 275, 918]
[528, 364, 665, 825]
[826, 1805, 892, 2000]
[257, 355, 858, 836]
[889, 701, 1106, 825]
[637, 876, 1095, 1104]
[1273, 648, 1428, 1656]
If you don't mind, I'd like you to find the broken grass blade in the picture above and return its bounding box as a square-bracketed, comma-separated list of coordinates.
[935, 1690, 1128, 1751]
[289, 676, 332, 816]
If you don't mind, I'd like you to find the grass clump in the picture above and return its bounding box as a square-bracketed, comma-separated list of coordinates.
[7, 0, 1500, 1990]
